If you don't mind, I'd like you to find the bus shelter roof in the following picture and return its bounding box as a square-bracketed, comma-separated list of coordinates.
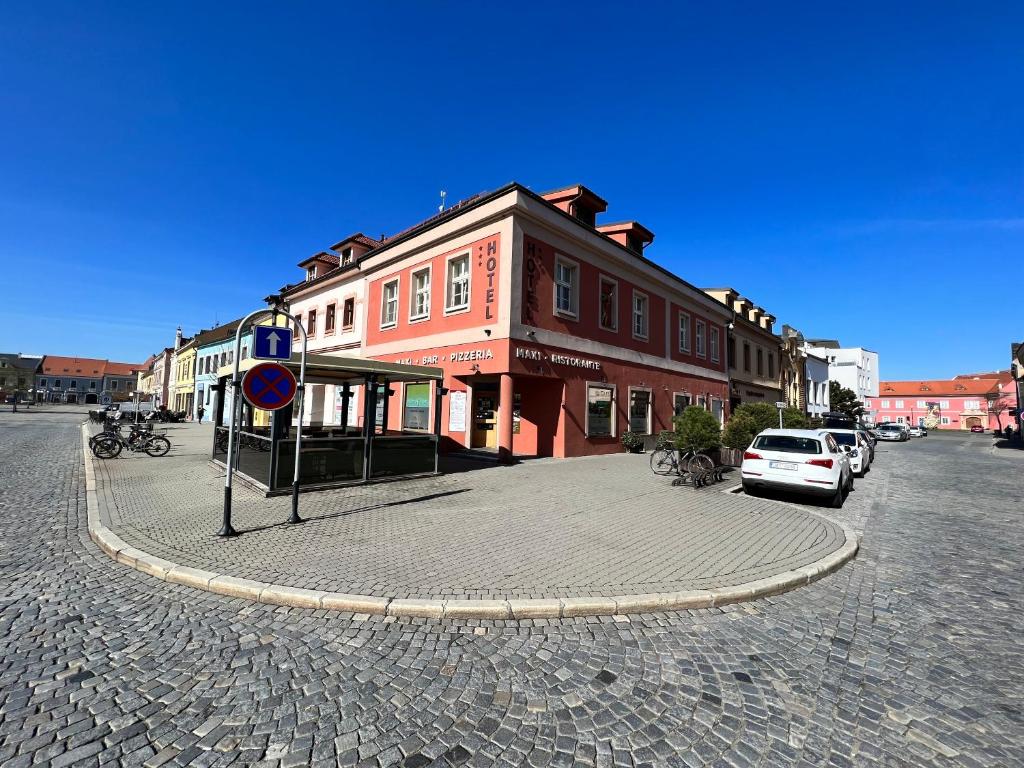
[217, 352, 443, 385]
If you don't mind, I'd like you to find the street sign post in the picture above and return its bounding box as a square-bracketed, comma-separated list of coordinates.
[221, 309, 307, 537]
[252, 325, 293, 361]
[100, 393, 113, 406]
[775, 401, 786, 428]
[241, 363, 297, 411]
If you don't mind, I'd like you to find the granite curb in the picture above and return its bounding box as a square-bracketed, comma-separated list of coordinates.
[81, 424, 861, 619]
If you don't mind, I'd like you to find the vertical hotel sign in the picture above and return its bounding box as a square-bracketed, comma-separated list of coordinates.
[478, 239, 498, 322]
[523, 238, 540, 325]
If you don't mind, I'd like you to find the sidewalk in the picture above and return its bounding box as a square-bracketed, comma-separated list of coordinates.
[84, 423, 857, 617]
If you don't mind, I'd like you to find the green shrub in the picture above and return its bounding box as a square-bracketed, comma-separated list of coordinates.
[722, 413, 759, 449]
[620, 431, 644, 453]
[721, 403, 808, 449]
[673, 406, 721, 452]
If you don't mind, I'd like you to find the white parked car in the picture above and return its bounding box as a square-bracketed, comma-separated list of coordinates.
[825, 429, 871, 476]
[741, 429, 853, 508]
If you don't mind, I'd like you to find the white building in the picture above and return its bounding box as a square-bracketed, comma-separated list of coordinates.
[805, 340, 879, 418]
[803, 349, 831, 419]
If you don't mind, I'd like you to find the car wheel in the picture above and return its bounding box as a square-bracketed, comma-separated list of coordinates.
[829, 484, 844, 508]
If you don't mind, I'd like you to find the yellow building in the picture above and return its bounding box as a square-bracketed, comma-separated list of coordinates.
[173, 343, 197, 415]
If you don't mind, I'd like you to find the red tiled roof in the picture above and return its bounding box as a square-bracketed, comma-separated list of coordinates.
[104, 361, 143, 377]
[878, 379, 1001, 397]
[41, 356, 107, 377]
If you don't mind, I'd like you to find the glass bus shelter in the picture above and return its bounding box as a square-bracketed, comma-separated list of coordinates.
[211, 353, 444, 494]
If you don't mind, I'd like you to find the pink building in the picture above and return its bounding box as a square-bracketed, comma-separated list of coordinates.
[865, 371, 1016, 431]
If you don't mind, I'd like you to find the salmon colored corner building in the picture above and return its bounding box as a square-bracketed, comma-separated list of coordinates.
[282, 183, 731, 460]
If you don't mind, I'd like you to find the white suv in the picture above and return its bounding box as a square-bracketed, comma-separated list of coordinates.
[741, 429, 853, 507]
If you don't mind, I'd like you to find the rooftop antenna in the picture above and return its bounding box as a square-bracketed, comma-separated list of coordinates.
[438, 190, 447, 213]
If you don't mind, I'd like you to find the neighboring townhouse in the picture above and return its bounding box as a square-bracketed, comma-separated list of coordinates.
[193, 320, 242, 422]
[194, 315, 290, 422]
[102, 362, 141, 402]
[703, 288, 783, 411]
[172, 338, 198, 415]
[804, 349, 831, 419]
[780, 325, 808, 412]
[282, 183, 732, 459]
[865, 376, 1009, 430]
[150, 347, 173, 408]
[286, 233, 378, 425]
[805, 340, 879, 407]
[36, 356, 105, 403]
[0, 354, 42, 402]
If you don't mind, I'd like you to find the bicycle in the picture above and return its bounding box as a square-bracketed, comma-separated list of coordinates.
[649, 440, 715, 478]
[90, 424, 170, 458]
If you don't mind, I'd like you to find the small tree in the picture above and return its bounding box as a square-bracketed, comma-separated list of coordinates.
[829, 381, 865, 421]
[673, 406, 721, 452]
[988, 395, 1008, 430]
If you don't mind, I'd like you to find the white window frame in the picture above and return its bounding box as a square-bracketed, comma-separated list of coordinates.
[941, 416, 950, 425]
[380, 277, 399, 329]
[916, 400, 926, 408]
[628, 386, 653, 435]
[894, 400, 904, 408]
[598, 275, 618, 332]
[553, 254, 579, 319]
[585, 381, 617, 439]
[940, 400, 950, 409]
[672, 391, 691, 416]
[881, 400, 890, 409]
[678, 311, 691, 354]
[695, 319, 707, 358]
[445, 252, 471, 314]
[710, 326, 720, 363]
[632, 291, 649, 340]
[409, 266, 431, 322]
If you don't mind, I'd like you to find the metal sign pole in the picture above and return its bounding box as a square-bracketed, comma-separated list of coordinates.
[289, 317, 308, 524]
[220, 308, 272, 537]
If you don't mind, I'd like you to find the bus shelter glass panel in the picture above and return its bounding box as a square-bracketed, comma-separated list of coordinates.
[370, 435, 437, 478]
[273, 437, 364, 490]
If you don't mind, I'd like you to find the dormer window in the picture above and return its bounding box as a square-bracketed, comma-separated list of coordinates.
[306, 267, 316, 281]
[342, 248, 353, 265]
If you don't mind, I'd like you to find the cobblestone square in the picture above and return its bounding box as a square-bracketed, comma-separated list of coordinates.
[2, 410, 1022, 766]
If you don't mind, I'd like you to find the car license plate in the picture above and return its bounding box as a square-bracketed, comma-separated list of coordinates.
[769, 460, 798, 470]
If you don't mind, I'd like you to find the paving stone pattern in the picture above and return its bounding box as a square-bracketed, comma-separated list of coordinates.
[1, 410, 1022, 767]
[92, 424, 845, 600]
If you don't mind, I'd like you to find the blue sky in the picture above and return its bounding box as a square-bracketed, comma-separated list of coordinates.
[1, 3, 1021, 379]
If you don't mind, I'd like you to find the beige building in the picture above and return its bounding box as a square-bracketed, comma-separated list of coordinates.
[704, 288, 783, 410]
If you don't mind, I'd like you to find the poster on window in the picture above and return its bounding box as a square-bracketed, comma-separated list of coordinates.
[403, 383, 431, 430]
[448, 390, 467, 432]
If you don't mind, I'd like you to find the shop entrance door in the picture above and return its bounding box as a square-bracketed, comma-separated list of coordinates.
[471, 384, 499, 449]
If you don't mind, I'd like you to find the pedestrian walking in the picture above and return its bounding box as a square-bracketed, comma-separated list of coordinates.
[197, 406, 205, 423]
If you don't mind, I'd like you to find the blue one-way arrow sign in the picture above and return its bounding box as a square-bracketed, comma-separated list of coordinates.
[252, 325, 293, 361]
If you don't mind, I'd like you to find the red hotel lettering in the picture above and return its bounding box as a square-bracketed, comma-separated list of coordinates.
[485, 251, 497, 320]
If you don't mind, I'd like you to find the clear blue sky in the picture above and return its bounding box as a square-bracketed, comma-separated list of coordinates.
[2, 3, 1021, 379]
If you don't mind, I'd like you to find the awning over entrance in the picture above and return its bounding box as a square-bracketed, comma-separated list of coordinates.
[211, 353, 445, 495]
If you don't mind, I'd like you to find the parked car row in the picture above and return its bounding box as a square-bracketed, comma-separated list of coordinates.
[871, 422, 928, 442]
[740, 426, 876, 509]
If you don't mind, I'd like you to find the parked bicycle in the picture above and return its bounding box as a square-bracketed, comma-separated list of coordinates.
[90, 423, 171, 458]
[649, 436, 715, 478]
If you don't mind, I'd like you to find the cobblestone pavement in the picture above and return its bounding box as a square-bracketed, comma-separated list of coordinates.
[90, 423, 847, 601]
[1, 410, 1022, 767]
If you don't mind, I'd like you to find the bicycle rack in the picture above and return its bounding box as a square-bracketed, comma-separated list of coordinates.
[671, 465, 729, 489]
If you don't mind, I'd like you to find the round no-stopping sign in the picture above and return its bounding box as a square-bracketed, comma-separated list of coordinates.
[241, 362, 297, 411]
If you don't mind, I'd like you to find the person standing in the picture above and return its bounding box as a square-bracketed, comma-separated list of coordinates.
[197, 405, 205, 423]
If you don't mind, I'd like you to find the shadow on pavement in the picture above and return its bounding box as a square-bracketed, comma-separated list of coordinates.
[232, 488, 473, 535]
